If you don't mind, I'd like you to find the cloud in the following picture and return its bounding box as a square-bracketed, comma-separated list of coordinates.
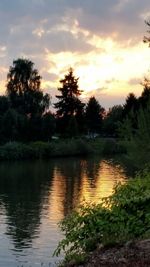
[0, 0, 149, 109]
[128, 78, 142, 85]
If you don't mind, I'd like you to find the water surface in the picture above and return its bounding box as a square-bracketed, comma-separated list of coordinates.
[0, 157, 130, 266]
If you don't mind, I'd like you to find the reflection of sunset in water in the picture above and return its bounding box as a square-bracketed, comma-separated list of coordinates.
[0, 157, 130, 266]
[48, 158, 128, 223]
[48, 168, 66, 222]
[79, 160, 127, 203]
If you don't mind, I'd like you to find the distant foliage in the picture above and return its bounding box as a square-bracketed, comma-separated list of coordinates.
[103, 105, 123, 137]
[85, 96, 104, 135]
[0, 58, 53, 143]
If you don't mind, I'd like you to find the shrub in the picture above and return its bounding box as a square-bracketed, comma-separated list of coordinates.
[119, 104, 150, 167]
[103, 139, 117, 155]
[54, 168, 150, 263]
[30, 141, 52, 158]
[0, 142, 32, 160]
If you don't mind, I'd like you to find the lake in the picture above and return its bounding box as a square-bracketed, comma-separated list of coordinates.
[0, 156, 131, 266]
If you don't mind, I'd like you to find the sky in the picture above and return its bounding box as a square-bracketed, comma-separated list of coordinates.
[0, 0, 150, 109]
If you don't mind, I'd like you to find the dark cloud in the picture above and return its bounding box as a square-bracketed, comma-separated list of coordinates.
[0, 0, 149, 108]
[0, 0, 148, 63]
[0, 0, 149, 43]
[37, 30, 93, 53]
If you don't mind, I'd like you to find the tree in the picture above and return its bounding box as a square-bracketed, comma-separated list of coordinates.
[41, 112, 56, 141]
[0, 96, 10, 142]
[143, 20, 150, 45]
[0, 96, 9, 115]
[119, 101, 150, 167]
[27, 115, 42, 141]
[103, 105, 123, 137]
[54, 68, 85, 135]
[123, 93, 138, 118]
[139, 78, 150, 108]
[85, 97, 104, 136]
[66, 116, 79, 138]
[6, 58, 50, 116]
[2, 109, 19, 141]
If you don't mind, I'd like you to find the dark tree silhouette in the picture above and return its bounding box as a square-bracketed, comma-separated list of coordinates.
[6, 58, 50, 116]
[54, 68, 85, 135]
[41, 112, 56, 141]
[139, 78, 150, 108]
[0, 96, 9, 115]
[85, 96, 105, 136]
[66, 116, 79, 138]
[2, 108, 19, 141]
[143, 20, 150, 45]
[123, 93, 138, 117]
[103, 105, 123, 137]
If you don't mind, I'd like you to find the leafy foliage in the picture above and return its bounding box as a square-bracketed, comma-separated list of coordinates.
[0, 142, 33, 160]
[119, 100, 150, 167]
[6, 58, 50, 116]
[54, 169, 150, 263]
[103, 105, 123, 137]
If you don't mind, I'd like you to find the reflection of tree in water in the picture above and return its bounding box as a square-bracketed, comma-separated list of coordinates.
[0, 157, 129, 250]
[53, 158, 84, 216]
[82, 157, 101, 186]
[51, 157, 101, 216]
[0, 160, 54, 250]
[54, 157, 128, 211]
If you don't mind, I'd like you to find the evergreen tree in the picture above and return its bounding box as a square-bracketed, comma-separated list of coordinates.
[85, 96, 104, 136]
[54, 68, 84, 135]
[123, 93, 138, 118]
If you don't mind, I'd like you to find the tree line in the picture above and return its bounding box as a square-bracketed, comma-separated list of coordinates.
[1, 19, 150, 144]
[0, 57, 150, 143]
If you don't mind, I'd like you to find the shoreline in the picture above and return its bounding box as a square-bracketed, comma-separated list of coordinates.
[68, 239, 150, 267]
[0, 138, 124, 161]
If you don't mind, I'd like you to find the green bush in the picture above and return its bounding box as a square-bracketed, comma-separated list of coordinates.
[54, 168, 150, 263]
[119, 104, 150, 167]
[0, 138, 123, 161]
[103, 139, 117, 154]
[30, 141, 52, 158]
[0, 142, 32, 160]
[50, 139, 93, 157]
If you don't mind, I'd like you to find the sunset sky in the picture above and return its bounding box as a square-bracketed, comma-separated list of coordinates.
[0, 0, 150, 109]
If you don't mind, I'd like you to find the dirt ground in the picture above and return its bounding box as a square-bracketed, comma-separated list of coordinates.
[68, 239, 150, 267]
